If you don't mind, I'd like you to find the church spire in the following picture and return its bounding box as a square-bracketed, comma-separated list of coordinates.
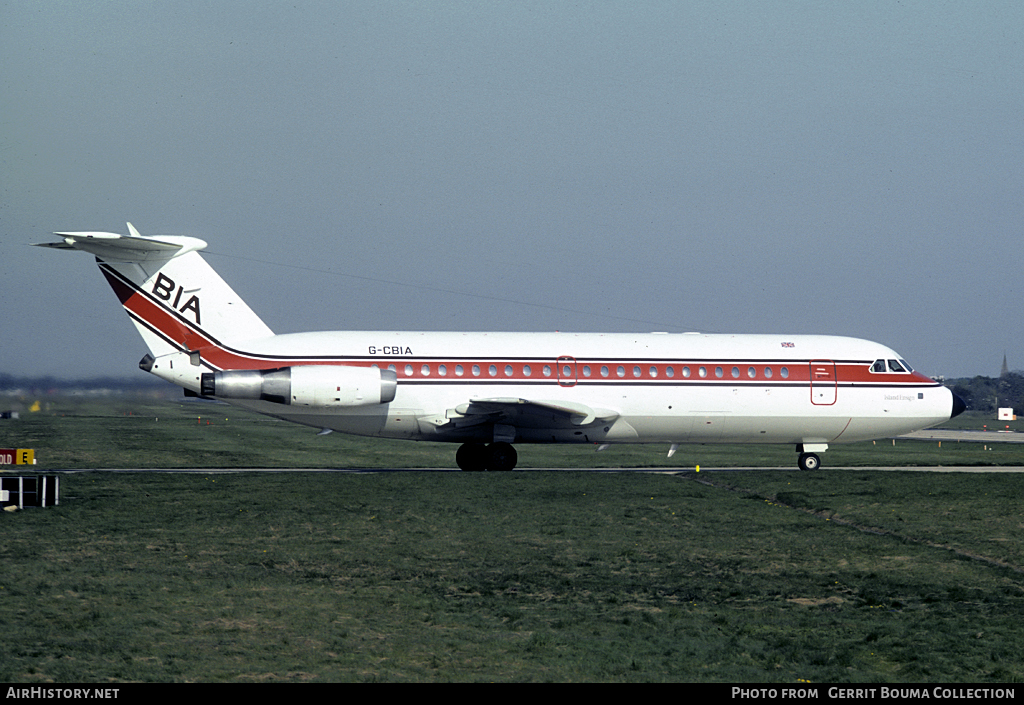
[1001, 353, 1010, 378]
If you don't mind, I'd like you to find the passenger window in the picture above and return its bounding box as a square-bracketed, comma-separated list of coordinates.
[617, 366, 626, 378]
[421, 364, 430, 376]
[523, 365, 532, 377]
[455, 365, 464, 376]
[731, 366, 740, 379]
[649, 366, 658, 378]
[715, 366, 724, 378]
[472, 365, 481, 377]
[505, 365, 514, 377]
[601, 365, 609, 377]
[747, 366, 756, 379]
[666, 366, 675, 378]
[489, 365, 498, 377]
[683, 366, 691, 378]
[582, 365, 592, 377]
[699, 366, 707, 378]
[543, 365, 553, 377]
[439, 364, 447, 376]
[780, 367, 789, 379]
[764, 367, 773, 378]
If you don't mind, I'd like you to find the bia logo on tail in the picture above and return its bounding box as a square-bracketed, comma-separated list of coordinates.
[152, 273, 202, 325]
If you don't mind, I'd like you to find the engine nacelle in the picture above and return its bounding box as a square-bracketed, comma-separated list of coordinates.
[200, 365, 397, 407]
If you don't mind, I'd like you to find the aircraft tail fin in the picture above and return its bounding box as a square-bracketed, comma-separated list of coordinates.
[36, 223, 274, 360]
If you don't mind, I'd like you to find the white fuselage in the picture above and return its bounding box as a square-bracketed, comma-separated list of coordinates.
[154, 330, 955, 448]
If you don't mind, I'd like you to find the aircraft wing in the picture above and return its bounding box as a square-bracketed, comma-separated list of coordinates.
[447, 398, 618, 430]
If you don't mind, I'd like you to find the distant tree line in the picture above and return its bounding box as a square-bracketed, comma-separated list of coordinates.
[0, 373, 170, 395]
[948, 372, 1024, 414]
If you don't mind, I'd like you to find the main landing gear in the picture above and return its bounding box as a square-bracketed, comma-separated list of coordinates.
[456, 442, 518, 472]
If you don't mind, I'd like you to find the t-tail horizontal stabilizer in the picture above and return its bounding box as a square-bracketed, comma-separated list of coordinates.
[36, 223, 208, 263]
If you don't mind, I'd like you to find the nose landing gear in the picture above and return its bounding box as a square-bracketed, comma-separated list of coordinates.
[797, 452, 821, 471]
[797, 443, 826, 471]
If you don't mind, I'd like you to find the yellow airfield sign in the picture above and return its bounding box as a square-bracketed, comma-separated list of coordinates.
[0, 449, 36, 466]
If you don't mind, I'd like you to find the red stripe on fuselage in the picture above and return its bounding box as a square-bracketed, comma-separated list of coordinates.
[348, 360, 941, 388]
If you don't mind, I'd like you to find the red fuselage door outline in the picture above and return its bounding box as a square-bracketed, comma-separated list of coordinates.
[810, 360, 837, 405]
[557, 355, 577, 387]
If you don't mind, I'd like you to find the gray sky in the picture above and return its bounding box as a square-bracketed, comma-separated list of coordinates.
[2, 1, 1021, 380]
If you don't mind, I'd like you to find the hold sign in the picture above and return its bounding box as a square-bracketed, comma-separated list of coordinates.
[0, 449, 36, 465]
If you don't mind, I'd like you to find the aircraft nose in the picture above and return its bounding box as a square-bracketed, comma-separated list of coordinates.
[951, 391, 967, 419]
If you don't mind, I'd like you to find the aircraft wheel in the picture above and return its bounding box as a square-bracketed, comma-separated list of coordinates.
[798, 452, 821, 471]
[488, 442, 518, 472]
[456, 443, 489, 472]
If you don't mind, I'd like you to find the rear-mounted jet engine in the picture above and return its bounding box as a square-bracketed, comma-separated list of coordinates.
[201, 365, 397, 407]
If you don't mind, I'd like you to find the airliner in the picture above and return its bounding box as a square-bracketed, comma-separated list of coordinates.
[38, 224, 965, 471]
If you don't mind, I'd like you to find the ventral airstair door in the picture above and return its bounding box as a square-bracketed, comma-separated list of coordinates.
[810, 360, 837, 405]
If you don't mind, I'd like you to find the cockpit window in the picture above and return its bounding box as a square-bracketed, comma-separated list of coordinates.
[870, 358, 913, 373]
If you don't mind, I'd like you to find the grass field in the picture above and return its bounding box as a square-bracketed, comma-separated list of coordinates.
[2, 397, 1023, 682]
[3, 395, 1024, 470]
